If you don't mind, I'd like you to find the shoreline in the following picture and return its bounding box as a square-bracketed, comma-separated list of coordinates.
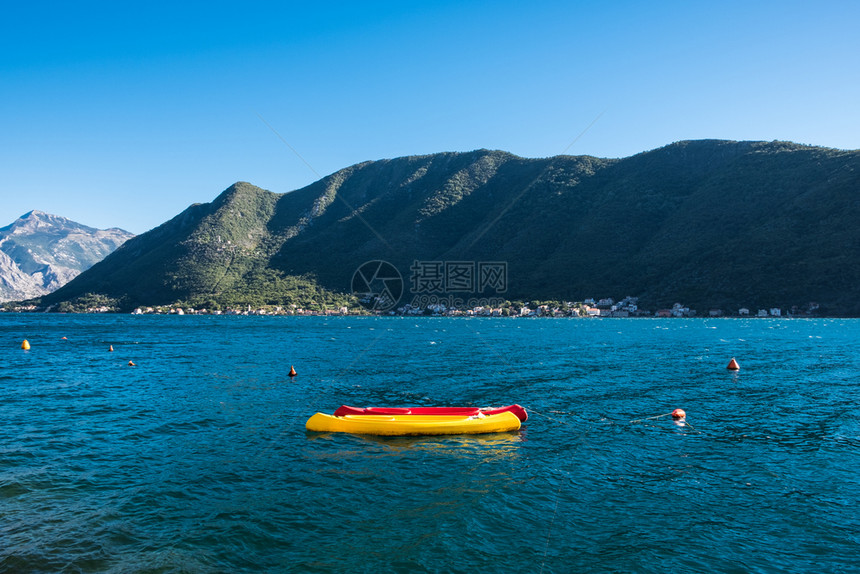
[0, 309, 835, 319]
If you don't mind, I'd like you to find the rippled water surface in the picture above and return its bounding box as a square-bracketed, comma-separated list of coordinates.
[2, 315, 859, 572]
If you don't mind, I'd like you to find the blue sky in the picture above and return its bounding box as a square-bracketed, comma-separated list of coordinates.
[3, 1, 859, 234]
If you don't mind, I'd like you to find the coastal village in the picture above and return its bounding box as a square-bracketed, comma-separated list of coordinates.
[0, 295, 820, 317]
[395, 297, 821, 318]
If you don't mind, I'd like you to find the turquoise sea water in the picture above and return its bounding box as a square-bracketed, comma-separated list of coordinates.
[1, 315, 858, 573]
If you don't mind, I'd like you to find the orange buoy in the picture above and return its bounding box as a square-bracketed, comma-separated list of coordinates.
[21, 339, 30, 350]
[671, 408, 686, 420]
[727, 358, 740, 371]
[109, 345, 114, 352]
[289, 365, 297, 377]
[128, 360, 136, 367]
[61, 337, 67, 340]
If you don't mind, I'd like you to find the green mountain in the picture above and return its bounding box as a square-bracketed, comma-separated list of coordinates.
[36, 139, 860, 314]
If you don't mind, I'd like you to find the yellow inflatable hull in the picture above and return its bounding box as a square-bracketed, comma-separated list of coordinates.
[305, 411, 521, 436]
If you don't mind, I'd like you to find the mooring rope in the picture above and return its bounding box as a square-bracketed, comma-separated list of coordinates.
[629, 412, 674, 423]
[539, 479, 564, 574]
[528, 408, 581, 426]
[629, 411, 702, 433]
[531, 408, 701, 432]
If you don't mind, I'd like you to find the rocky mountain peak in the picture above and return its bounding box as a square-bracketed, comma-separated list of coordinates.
[0, 211, 134, 302]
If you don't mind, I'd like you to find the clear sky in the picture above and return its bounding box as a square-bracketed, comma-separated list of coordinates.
[3, 1, 858, 234]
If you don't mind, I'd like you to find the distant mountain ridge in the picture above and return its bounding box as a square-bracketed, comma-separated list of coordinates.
[35, 139, 860, 314]
[0, 211, 133, 302]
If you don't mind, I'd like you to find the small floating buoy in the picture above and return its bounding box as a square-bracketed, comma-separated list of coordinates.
[727, 358, 740, 371]
[21, 339, 30, 350]
[61, 337, 67, 340]
[671, 408, 686, 420]
[128, 360, 136, 367]
[289, 365, 297, 377]
[109, 345, 114, 352]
